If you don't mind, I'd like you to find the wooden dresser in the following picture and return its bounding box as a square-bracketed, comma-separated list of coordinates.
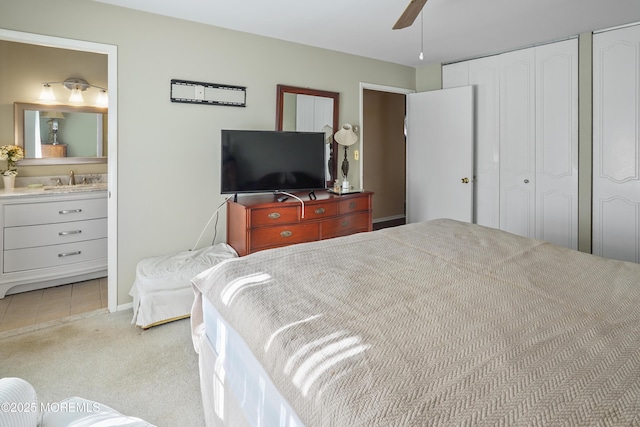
[227, 191, 373, 256]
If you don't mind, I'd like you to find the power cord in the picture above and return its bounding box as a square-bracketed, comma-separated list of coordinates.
[275, 191, 306, 218]
[191, 195, 233, 251]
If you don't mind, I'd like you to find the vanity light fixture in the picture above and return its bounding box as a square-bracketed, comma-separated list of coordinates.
[39, 78, 108, 106]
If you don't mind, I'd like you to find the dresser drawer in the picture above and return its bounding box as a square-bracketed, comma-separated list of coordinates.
[251, 223, 320, 251]
[250, 206, 299, 227]
[4, 197, 107, 227]
[338, 196, 370, 214]
[4, 218, 107, 250]
[4, 238, 107, 273]
[303, 203, 338, 220]
[322, 212, 371, 239]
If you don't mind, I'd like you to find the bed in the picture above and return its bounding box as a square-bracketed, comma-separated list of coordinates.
[190, 219, 640, 426]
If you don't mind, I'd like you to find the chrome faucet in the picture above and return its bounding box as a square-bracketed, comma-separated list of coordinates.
[68, 170, 75, 186]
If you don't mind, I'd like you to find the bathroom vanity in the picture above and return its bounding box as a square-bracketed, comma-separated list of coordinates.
[0, 187, 107, 298]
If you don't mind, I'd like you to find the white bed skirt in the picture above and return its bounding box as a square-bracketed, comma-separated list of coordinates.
[195, 295, 303, 427]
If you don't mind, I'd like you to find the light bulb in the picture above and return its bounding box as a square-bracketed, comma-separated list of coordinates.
[419, 51, 424, 61]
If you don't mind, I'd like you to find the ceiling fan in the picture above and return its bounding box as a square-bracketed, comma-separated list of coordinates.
[393, 0, 428, 30]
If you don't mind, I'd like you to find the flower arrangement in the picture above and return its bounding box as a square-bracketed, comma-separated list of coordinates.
[0, 145, 24, 176]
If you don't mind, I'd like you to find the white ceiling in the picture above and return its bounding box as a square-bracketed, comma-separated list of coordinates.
[94, 0, 640, 67]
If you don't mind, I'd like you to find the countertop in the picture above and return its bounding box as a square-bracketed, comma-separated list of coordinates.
[0, 182, 107, 198]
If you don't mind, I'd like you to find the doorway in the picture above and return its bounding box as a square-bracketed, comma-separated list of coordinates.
[360, 84, 413, 226]
[0, 29, 118, 314]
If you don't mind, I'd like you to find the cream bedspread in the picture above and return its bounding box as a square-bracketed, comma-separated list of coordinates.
[191, 219, 640, 425]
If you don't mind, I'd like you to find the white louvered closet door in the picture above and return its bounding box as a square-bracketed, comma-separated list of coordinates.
[593, 24, 640, 263]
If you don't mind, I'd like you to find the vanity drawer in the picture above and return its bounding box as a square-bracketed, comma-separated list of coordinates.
[4, 218, 107, 250]
[4, 197, 107, 227]
[250, 206, 299, 227]
[321, 212, 371, 239]
[251, 223, 320, 251]
[4, 238, 107, 273]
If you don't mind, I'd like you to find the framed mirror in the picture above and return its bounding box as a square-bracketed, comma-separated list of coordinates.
[276, 85, 339, 184]
[14, 102, 107, 165]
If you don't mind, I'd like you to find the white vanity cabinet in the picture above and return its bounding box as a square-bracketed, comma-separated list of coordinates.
[0, 190, 107, 298]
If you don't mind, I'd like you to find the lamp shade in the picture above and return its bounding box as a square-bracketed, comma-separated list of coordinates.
[69, 88, 84, 103]
[96, 90, 109, 107]
[41, 111, 66, 120]
[334, 124, 357, 146]
[39, 84, 56, 102]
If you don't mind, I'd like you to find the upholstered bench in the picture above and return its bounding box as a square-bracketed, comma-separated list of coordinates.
[0, 377, 155, 427]
[129, 243, 237, 329]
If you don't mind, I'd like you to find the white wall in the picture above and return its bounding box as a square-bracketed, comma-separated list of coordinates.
[0, 0, 415, 305]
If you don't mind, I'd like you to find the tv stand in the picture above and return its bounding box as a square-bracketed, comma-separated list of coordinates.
[226, 190, 373, 256]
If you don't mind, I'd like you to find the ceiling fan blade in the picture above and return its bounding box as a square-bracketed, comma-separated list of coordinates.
[393, 0, 428, 30]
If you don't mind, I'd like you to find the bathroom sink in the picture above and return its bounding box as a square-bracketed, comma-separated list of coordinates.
[42, 183, 107, 192]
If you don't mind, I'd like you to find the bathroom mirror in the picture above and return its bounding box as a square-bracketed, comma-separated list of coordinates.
[276, 85, 339, 183]
[14, 102, 107, 165]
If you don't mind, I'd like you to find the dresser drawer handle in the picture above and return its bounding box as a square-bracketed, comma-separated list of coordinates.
[348, 202, 357, 209]
[280, 230, 293, 238]
[341, 220, 350, 227]
[59, 230, 82, 236]
[59, 209, 82, 214]
[315, 208, 326, 215]
[58, 251, 81, 258]
[268, 212, 281, 220]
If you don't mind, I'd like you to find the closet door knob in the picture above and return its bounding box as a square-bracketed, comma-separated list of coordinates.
[461, 177, 470, 184]
[524, 179, 530, 184]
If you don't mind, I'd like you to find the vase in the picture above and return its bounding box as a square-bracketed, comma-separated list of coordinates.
[3, 175, 15, 190]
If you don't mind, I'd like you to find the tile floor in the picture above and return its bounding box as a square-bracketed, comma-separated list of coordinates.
[0, 277, 108, 332]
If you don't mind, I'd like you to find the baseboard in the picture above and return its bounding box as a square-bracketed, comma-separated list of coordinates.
[116, 302, 133, 312]
[373, 214, 406, 224]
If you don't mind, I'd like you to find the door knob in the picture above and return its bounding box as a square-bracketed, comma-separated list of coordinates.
[461, 177, 470, 184]
[524, 179, 530, 184]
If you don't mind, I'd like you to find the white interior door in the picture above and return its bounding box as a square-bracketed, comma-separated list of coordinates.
[535, 39, 578, 249]
[444, 56, 501, 229]
[406, 86, 474, 223]
[593, 24, 640, 263]
[500, 47, 536, 238]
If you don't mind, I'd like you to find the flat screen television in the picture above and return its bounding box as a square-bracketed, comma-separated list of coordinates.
[221, 129, 326, 194]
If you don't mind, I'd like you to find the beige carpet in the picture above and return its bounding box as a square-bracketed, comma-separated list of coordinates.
[0, 308, 204, 427]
